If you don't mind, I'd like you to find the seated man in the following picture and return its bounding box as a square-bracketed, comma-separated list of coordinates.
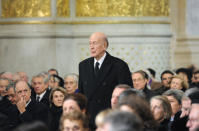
[163, 89, 188, 131]
[111, 84, 131, 109]
[8, 80, 49, 128]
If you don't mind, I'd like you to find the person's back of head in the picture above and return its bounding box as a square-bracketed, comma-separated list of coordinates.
[103, 110, 143, 131]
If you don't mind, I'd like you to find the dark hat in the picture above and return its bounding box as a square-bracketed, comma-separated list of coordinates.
[188, 91, 199, 104]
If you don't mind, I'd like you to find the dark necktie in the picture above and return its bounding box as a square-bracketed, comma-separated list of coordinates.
[94, 62, 100, 76]
[36, 96, 40, 102]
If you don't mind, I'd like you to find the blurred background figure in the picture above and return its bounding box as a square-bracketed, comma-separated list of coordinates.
[62, 93, 87, 115]
[59, 111, 89, 131]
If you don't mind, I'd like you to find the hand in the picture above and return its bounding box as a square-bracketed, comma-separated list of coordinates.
[16, 97, 26, 114]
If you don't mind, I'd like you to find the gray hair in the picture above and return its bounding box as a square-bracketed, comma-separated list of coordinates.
[64, 73, 79, 84]
[163, 89, 184, 105]
[104, 110, 143, 131]
[118, 88, 146, 103]
[35, 72, 50, 84]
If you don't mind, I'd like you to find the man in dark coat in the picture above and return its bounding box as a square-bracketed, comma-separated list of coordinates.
[78, 32, 132, 130]
[8, 80, 49, 129]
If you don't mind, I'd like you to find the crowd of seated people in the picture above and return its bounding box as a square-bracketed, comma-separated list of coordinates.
[1, 66, 199, 131]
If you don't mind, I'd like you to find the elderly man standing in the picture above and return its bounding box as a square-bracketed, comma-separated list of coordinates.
[78, 32, 132, 130]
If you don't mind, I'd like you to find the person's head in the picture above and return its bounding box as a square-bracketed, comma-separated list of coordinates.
[170, 75, 189, 91]
[17, 72, 29, 83]
[60, 111, 89, 131]
[12, 73, 21, 82]
[1, 72, 13, 81]
[49, 87, 66, 107]
[62, 93, 87, 114]
[14, 121, 48, 131]
[176, 68, 192, 83]
[163, 89, 184, 116]
[193, 71, 199, 83]
[147, 68, 156, 79]
[0, 78, 10, 96]
[132, 70, 148, 90]
[48, 68, 59, 76]
[102, 110, 143, 131]
[15, 80, 31, 103]
[181, 95, 191, 118]
[111, 84, 131, 109]
[160, 70, 174, 88]
[150, 96, 172, 123]
[64, 73, 78, 94]
[53, 75, 64, 88]
[187, 104, 199, 131]
[6, 82, 17, 104]
[95, 109, 112, 131]
[89, 32, 108, 60]
[118, 92, 156, 129]
[33, 74, 49, 95]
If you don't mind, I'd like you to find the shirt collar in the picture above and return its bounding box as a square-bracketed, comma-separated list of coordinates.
[26, 99, 31, 107]
[94, 52, 106, 69]
[36, 90, 46, 101]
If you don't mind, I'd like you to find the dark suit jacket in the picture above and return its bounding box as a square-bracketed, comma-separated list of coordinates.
[32, 88, 51, 107]
[79, 52, 132, 126]
[8, 99, 50, 129]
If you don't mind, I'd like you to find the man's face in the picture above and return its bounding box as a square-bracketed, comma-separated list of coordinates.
[0, 79, 9, 96]
[111, 88, 126, 109]
[33, 77, 48, 95]
[132, 73, 147, 90]
[194, 73, 199, 83]
[7, 87, 17, 104]
[181, 98, 191, 117]
[187, 104, 199, 131]
[166, 95, 181, 116]
[64, 76, 78, 94]
[15, 81, 31, 103]
[161, 73, 173, 88]
[89, 33, 107, 60]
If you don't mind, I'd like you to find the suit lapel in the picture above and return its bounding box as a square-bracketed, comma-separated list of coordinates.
[96, 53, 112, 85]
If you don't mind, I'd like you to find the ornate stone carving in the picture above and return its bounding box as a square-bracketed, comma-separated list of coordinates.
[76, 0, 169, 17]
[1, 0, 51, 18]
[57, 0, 70, 17]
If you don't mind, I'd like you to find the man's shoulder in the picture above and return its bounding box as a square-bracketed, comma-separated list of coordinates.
[79, 57, 93, 65]
[109, 54, 128, 66]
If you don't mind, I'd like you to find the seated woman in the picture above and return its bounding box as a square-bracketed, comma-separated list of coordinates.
[118, 91, 158, 131]
[62, 93, 87, 115]
[150, 95, 172, 131]
[49, 87, 67, 131]
[59, 111, 89, 131]
[170, 75, 189, 91]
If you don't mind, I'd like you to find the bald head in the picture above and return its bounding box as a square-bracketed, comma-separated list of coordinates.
[89, 32, 109, 60]
[90, 32, 108, 47]
[15, 80, 31, 103]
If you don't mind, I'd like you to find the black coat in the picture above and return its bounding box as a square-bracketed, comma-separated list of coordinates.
[32, 88, 51, 107]
[8, 99, 50, 128]
[79, 52, 132, 129]
[49, 104, 62, 131]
